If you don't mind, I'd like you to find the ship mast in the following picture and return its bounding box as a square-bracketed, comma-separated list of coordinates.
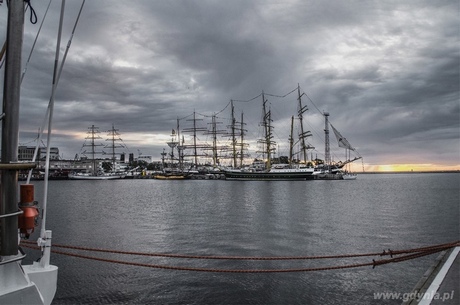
[239, 111, 248, 167]
[1, 0, 25, 256]
[324, 112, 331, 168]
[176, 118, 185, 171]
[258, 92, 275, 170]
[105, 124, 125, 172]
[83, 125, 104, 175]
[166, 129, 178, 169]
[211, 115, 218, 166]
[190, 112, 200, 166]
[204, 114, 226, 167]
[297, 84, 313, 163]
[182, 111, 207, 167]
[289, 115, 294, 167]
[227, 100, 248, 168]
[230, 101, 237, 168]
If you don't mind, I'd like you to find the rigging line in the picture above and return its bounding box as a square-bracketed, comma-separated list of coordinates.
[265, 86, 298, 98]
[232, 92, 262, 103]
[0, 1, 36, 68]
[21, 0, 53, 84]
[177, 112, 194, 121]
[41, 0, 66, 240]
[304, 117, 325, 145]
[24, 0, 37, 24]
[26, 0, 86, 183]
[195, 110, 231, 122]
[302, 91, 323, 115]
[19, 133, 40, 145]
[195, 111, 211, 118]
[232, 87, 297, 103]
[120, 138, 130, 152]
[0, 40, 6, 69]
[213, 100, 231, 116]
[55, 0, 85, 84]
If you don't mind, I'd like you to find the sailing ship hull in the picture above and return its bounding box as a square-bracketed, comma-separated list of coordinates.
[153, 174, 189, 180]
[68, 173, 125, 180]
[224, 168, 314, 181]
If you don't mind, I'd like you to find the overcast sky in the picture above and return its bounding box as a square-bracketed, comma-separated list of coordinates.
[1, 0, 459, 171]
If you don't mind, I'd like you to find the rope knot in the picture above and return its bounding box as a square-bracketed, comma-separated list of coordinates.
[388, 249, 393, 258]
[24, 0, 38, 24]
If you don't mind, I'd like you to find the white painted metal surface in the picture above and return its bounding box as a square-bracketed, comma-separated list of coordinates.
[418, 247, 460, 305]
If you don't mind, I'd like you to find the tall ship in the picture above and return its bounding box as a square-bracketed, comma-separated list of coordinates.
[224, 89, 315, 181]
[313, 111, 362, 179]
[154, 129, 191, 179]
[68, 125, 126, 180]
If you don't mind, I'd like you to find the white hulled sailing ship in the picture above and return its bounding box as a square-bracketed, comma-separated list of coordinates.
[68, 125, 126, 180]
[224, 89, 315, 181]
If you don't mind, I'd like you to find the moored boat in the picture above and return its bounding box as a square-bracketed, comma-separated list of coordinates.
[153, 173, 190, 180]
[312, 112, 362, 180]
[223, 91, 315, 181]
[68, 172, 125, 180]
[342, 172, 357, 180]
[68, 125, 127, 180]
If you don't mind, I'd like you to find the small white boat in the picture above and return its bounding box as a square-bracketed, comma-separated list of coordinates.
[342, 173, 357, 180]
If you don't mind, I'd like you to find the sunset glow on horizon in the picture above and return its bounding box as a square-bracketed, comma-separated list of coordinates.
[359, 163, 460, 173]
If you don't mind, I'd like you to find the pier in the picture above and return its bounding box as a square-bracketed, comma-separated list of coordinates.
[403, 247, 459, 305]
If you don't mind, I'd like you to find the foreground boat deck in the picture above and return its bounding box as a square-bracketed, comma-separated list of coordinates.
[403, 247, 459, 305]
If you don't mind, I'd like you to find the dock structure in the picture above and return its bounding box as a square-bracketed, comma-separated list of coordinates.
[403, 246, 459, 305]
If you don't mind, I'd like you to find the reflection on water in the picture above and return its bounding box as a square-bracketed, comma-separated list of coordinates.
[23, 173, 459, 304]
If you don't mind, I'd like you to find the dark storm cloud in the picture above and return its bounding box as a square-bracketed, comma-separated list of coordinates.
[1, 0, 458, 168]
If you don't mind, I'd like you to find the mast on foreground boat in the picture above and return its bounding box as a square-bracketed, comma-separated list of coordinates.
[1, 0, 24, 257]
[1, 1, 59, 304]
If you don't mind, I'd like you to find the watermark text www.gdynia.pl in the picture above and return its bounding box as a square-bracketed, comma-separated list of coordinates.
[374, 290, 455, 302]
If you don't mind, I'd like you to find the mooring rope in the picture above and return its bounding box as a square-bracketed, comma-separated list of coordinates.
[20, 241, 459, 273]
[20, 240, 458, 260]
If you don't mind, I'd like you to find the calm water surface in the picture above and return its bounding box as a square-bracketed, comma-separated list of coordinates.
[24, 173, 459, 304]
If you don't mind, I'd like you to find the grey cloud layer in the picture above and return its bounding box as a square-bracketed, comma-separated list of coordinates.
[0, 0, 457, 166]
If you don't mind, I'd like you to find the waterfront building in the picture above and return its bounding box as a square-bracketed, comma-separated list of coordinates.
[18, 146, 60, 161]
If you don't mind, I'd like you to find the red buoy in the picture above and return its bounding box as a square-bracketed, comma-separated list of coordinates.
[18, 184, 39, 239]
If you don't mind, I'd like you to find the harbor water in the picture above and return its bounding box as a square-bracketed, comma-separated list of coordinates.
[23, 173, 459, 304]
